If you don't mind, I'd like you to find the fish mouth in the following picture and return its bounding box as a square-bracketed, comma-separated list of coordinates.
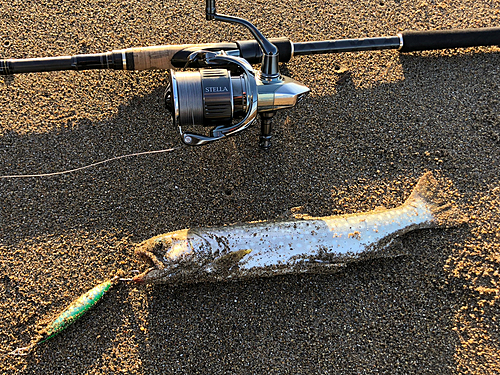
[131, 267, 154, 284]
[132, 266, 184, 285]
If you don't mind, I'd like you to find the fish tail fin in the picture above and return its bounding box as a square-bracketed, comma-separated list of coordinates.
[406, 171, 467, 228]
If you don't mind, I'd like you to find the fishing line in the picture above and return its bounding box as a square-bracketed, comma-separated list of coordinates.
[0, 147, 179, 179]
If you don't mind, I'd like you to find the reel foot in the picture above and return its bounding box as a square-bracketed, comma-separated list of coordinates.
[259, 112, 276, 150]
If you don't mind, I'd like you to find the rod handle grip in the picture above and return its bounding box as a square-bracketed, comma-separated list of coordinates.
[126, 45, 192, 70]
[400, 27, 500, 52]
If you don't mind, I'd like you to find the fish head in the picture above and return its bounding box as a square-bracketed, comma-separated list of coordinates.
[135, 229, 193, 262]
[132, 229, 204, 284]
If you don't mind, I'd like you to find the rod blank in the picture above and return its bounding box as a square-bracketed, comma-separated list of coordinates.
[293, 36, 401, 56]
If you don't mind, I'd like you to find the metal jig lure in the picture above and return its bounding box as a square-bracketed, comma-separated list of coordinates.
[8, 278, 119, 356]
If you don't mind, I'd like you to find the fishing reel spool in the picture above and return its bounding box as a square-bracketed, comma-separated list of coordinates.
[164, 0, 310, 149]
[165, 52, 258, 146]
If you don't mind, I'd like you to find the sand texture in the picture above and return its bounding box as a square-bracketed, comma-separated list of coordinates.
[1, 0, 500, 373]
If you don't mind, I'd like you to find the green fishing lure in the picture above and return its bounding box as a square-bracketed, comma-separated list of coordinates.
[9, 278, 116, 356]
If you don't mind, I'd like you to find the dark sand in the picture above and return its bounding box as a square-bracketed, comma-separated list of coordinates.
[1, 0, 499, 373]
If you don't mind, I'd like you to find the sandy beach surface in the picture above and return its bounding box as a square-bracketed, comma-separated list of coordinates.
[1, 0, 499, 373]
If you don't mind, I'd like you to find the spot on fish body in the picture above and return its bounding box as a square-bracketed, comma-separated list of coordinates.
[348, 231, 361, 240]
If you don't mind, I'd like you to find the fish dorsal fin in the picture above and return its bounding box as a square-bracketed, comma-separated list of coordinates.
[290, 206, 315, 220]
[293, 213, 315, 220]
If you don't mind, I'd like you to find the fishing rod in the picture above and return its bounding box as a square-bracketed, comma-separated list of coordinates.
[1, 0, 499, 149]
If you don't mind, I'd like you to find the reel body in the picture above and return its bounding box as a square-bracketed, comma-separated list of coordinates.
[165, 52, 309, 147]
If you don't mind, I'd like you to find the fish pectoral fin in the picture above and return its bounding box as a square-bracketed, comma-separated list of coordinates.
[214, 249, 252, 268]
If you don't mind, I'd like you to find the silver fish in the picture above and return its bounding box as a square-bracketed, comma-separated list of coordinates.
[133, 172, 462, 284]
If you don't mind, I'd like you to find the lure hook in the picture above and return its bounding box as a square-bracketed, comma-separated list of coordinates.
[7, 343, 37, 356]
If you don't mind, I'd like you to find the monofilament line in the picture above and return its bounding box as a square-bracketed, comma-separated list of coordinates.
[0, 148, 178, 179]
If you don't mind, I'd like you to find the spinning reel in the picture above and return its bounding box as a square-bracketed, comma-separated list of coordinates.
[164, 0, 310, 148]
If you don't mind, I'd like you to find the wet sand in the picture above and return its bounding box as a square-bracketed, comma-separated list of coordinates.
[1, 0, 499, 373]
